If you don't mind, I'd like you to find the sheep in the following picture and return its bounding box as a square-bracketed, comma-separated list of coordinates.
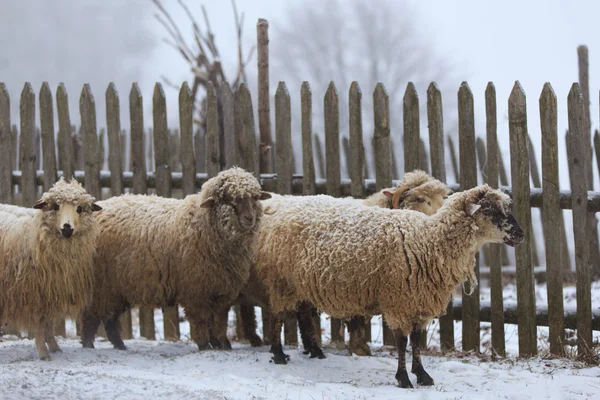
[80, 167, 271, 351]
[256, 184, 524, 388]
[235, 170, 450, 356]
[0, 177, 101, 360]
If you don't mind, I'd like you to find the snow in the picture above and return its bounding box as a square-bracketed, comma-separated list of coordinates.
[2, 283, 600, 399]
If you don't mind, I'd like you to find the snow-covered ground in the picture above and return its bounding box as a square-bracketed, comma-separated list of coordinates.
[1, 282, 600, 399]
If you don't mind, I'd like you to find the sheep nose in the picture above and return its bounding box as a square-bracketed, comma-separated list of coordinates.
[61, 223, 74, 238]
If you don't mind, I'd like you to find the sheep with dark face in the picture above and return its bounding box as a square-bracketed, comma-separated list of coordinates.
[257, 185, 523, 388]
[80, 167, 271, 351]
[0, 177, 101, 360]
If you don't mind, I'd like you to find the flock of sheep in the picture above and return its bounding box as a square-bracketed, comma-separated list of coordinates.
[0, 166, 524, 389]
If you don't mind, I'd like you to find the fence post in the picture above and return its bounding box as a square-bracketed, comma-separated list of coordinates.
[403, 82, 420, 173]
[80, 85, 101, 199]
[0, 83, 12, 204]
[508, 81, 536, 356]
[257, 18, 273, 174]
[539, 83, 565, 356]
[458, 82, 480, 353]
[206, 82, 220, 178]
[427, 82, 454, 351]
[483, 82, 505, 357]
[567, 83, 592, 357]
[20, 83, 37, 207]
[129, 83, 155, 340]
[222, 82, 237, 169]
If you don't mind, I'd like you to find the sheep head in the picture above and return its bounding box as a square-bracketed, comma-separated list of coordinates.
[460, 184, 524, 247]
[33, 177, 102, 239]
[199, 167, 271, 234]
[383, 171, 451, 215]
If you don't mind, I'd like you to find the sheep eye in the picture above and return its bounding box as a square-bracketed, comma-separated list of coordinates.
[416, 197, 426, 203]
[482, 208, 491, 216]
[52, 204, 60, 211]
[76, 205, 83, 214]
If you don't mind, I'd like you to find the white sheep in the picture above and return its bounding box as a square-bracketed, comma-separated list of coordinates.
[256, 185, 524, 388]
[80, 167, 271, 351]
[0, 177, 101, 360]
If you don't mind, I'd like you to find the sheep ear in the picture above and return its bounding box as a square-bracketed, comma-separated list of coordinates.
[259, 191, 272, 201]
[91, 204, 102, 212]
[382, 189, 395, 199]
[466, 203, 482, 217]
[33, 200, 47, 209]
[200, 197, 216, 209]
[392, 186, 411, 209]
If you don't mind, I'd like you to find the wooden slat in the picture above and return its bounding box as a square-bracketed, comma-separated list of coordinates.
[448, 136, 460, 183]
[275, 82, 293, 196]
[0, 83, 12, 204]
[236, 83, 258, 177]
[349, 82, 364, 198]
[567, 83, 592, 356]
[129, 83, 154, 340]
[484, 82, 505, 357]
[222, 82, 237, 169]
[403, 82, 420, 173]
[80, 85, 101, 199]
[179, 82, 196, 196]
[525, 136, 542, 268]
[427, 82, 453, 351]
[20, 83, 37, 206]
[373, 83, 391, 190]
[40, 82, 57, 190]
[539, 83, 565, 356]
[152, 83, 180, 341]
[206, 82, 220, 178]
[508, 81, 536, 356]
[257, 18, 272, 174]
[458, 82, 480, 352]
[301, 82, 316, 196]
[56, 84, 74, 180]
[475, 137, 492, 267]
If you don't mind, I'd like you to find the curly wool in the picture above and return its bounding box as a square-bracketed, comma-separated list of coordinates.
[86, 167, 265, 335]
[256, 185, 510, 336]
[0, 178, 98, 328]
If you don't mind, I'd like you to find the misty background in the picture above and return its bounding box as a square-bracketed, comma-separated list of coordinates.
[2, 0, 600, 265]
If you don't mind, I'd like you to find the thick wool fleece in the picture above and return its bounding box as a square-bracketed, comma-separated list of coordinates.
[87, 168, 265, 334]
[257, 185, 511, 336]
[0, 178, 98, 328]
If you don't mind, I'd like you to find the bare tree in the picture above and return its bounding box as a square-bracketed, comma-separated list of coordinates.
[271, 0, 459, 178]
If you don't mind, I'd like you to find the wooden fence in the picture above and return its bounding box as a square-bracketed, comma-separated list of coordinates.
[1, 71, 600, 357]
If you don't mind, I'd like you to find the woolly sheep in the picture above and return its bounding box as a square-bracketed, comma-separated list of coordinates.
[256, 184, 524, 388]
[80, 167, 271, 351]
[0, 177, 101, 360]
[235, 170, 450, 356]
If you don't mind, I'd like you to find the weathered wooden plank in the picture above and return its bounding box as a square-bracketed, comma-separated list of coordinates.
[540, 83, 565, 356]
[448, 136, 460, 183]
[275, 82, 292, 195]
[457, 82, 480, 352]
[0, 83, 12, 203]
[236, 83, 258, 177]
[206, 82, 220, 178]
[349, 82, 364, 198]
[80, 85, 101, 199]
[484, 82, 505, 357]
[301, 82, 315, 196]
[403, 82, 420, 173]
[179, 82, 196, 196]
[257, 18, 272, 174]
[373, 83, 391, 191]
[508, 81, 536, 356]
[222, 82, 237, 169]
[567, 83, 592, 356]
[20, 83, 37, 206]
[427, 82, 453, 351]
[40, 82, 57, 191]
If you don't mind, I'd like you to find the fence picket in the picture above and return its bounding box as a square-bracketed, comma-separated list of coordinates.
[404, 82, 420, 173]
[222, 82, 237, 169]
[257, 18, 272, 174]
[301, 82, 316, 196]
[236, 84, 258, 177]
[349, 82, 364, 198]
[0, 83, 12, 204]
[206, 82, 220, 178]
[20, 83, 37, 207]
[40, 83, 57, 191]
[508, 81, 536, 356]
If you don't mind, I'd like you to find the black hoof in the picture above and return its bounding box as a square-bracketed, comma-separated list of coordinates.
[309, 346, 326, 359]
[81, 342, 95, 349]
[416, 372, 434, 386]
[196, 342, 211, 351]
[395, 371, 414, 389]
[271, 353, 289, 364]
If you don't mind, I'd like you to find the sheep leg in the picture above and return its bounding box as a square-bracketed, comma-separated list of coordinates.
[34, 322, 51, 361]
[346, 316, 371, 356]
[239, 300, 263, 347]
[44, 320, 61, 353]
[393, 329, 413, 388]
[105, 314, 127, 350]
[188, 316, 211, 350]
[80, 309, 101, 349]
[209, 309, 232, 350]
[410, 327, 434, 386]
[296, 301, 325, 359]
[269, 315, 289, 364]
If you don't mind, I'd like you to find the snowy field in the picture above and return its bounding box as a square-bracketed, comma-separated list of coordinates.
[1, 282, 600, 400]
